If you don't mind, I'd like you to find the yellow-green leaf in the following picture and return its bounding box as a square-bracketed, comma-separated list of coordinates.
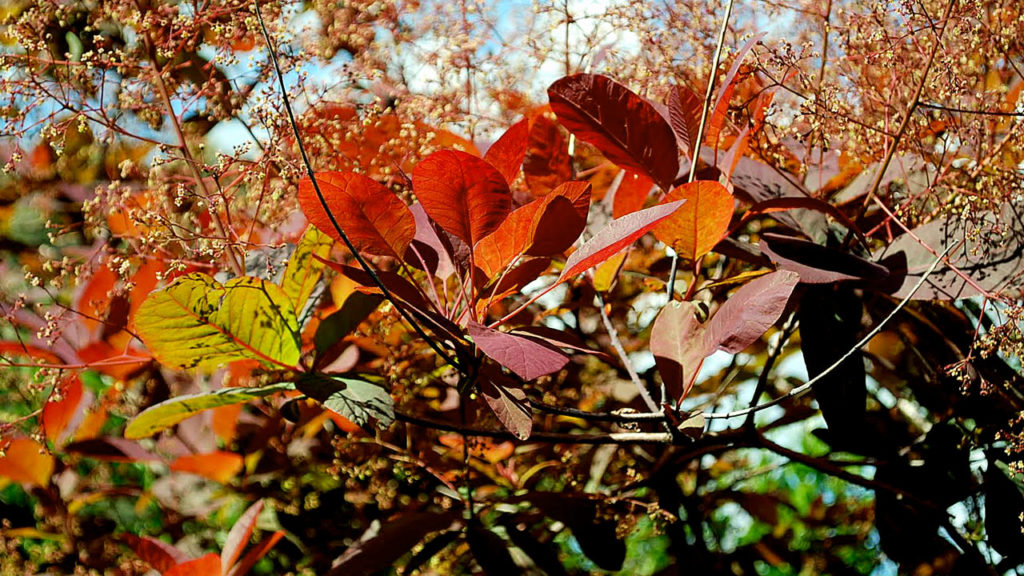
[282, 225, 334, 312]
[124, 383, 294, 439]
[132, 273, 301, 370]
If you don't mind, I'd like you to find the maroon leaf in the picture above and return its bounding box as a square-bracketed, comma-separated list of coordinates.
[650, 301, 709, 401]
[667, 85, 703, 159]
[874, 206, 1024, 300]
[559, 200, 684, 281]
[326, 511, 459, 576]
[478, 366, 533, 440]
[467, 524, 520, 576]
[121, 534, 188, 573]
[760, 233, 889, 284]
[527, 195, 586, 256]
[468, 321, 568, 381]
[707, 270, 799, 354]
[548, 73, 679, 190]
[412, 149, 512, 247]
[741, 196, 862, 240]
[64, 437, 160, 462]
[484, 117, 530, 186]
[528, 493, 626, 571]
[730, 156, 828, 241]
[299, 171, 416, 258]
[509, 325, 606, 358]
[222, 500, 262, 575]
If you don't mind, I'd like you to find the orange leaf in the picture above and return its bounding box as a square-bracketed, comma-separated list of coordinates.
[611, 171, 654, 218]
[42, 375, 85, 445]
[164, 552, 221, 576]
[170, 451, 244, 484]
[484, 117, 530, 186]
[0, 341, 62, 364]
[412, 149, 512, 247]
[0, 438, 54, 486]
[299, 171, 415, 259]
[652, 181, 734, 261]
[211, 403, 243, 445]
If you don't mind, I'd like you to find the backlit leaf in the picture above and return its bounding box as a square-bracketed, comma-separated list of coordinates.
[133, 273, 301, 371]
[42, 375, 84, 445]
[299, 171, 415, 259]
[468, 321, 568, 381]
[412, 149, 512, 247]
[164, 553, 220, 576]
[281, 225, 334, 312]
[121, 534, 188, 573]
[668, 85, 703, 159]
[124, 383, 294, 439]
[484, 117, 530, 186]
[478, 366, 533, 440]
[548, 74, 679, 190]
[0, 437, 54, 486]
[171, 451, 244, 484]
[560, 200, 684, 281]
[222, 500, 262, 574]
[653, 180, 734, 261]
[650, 301, 709, 401]
[707, 270, 799, 353]
[523, 111, 573, 197]
[611, 170, 654, 218]
[705, 33, 764, 149]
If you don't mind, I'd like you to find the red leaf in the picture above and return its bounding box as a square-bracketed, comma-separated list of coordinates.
[526, 195, 586, 256]
[707, 270, 799, 354]
[0, 437, 54, 486]
[548, 74, 679, 190]
[559, 200, 684, 281]
[42, 375, 85, 445]
[478, 366, 533, 440]
[171, 451, 244, 484]
[0, 341, 63, 364]
[484, 117, 530, 186]
[165, 553, 221, 576]
[121, 534, 189, 573]
[222, 500, 262, 575]
[652, 181, 734, 261]
[667, 85, 703, 160]
[408, 202, 457, 280]
[650, 301, 709, 401]
[523, 112, 573, 197]
[412, 149, 512, 247]
[468, 321, 568, 381]
[299, 171, 416, 258]
[611, 171, 654, 218]
[706, 33, 764, 149]
[226, 531, 284, 576]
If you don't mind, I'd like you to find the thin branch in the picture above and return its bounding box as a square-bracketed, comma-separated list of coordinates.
[253, 3, 462, 373]
[395, 411, 673, 444]
[594, 291, 659, 413]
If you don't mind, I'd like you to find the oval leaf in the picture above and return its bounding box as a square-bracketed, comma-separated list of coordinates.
[296, 374, 395, 429]
[560, 200, 684, 281]
[484, 117, 530, 186]
[124, 383, 294, 439]
[299, 171, 415, 258]
[412, 149, 512, 247]
[523, 111, 573, 197]
[707, 270, 799, 353]
[468, 321, 568, 381]
[548, 74, 679, 190]
[0, 437, 54, 486]
[171, 451, 244, 484]
[133, 273, 301, 371]
[479, 366, 533, 440]
[281, 225, 334, 312]
[652, 180, 734, 261]
[650, 301, 710, 402]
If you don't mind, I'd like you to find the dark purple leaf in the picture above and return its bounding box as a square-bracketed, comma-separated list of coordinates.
[528, 493, 626, 571]
[327, 511, 459, 576]
[760, 233, 890, 285]
[64, 437, 159, 462]
[707, 270, 800, 354]
[509, 325, 606, 358]
[468, 321, 568, 381]
[874, 206, 1024, 300]
[478, 366, 533, 440]
[548, 73, 679, 190]
[466, 524, 520, 576]
[729, 156, 828, 241]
